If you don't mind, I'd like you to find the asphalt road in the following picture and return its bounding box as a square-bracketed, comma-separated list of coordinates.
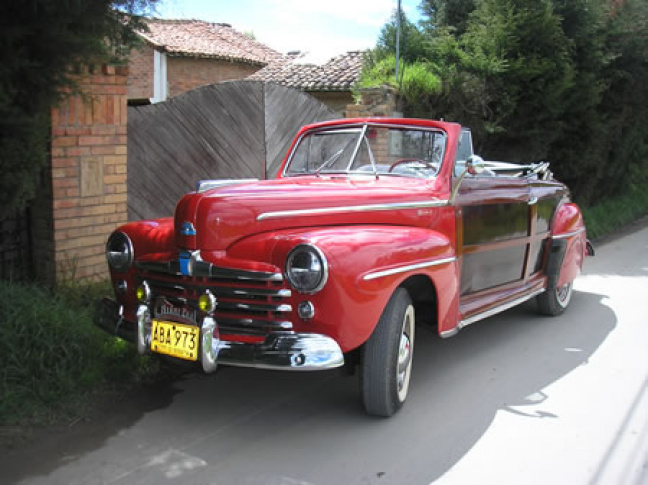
[2, 223, 647, 485]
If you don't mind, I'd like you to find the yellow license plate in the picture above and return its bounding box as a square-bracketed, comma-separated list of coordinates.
[151, 320, 199, 361]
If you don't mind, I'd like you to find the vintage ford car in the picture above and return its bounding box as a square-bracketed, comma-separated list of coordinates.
[96, 118, 593, 416]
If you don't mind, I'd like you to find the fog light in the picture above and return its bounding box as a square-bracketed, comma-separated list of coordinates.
[136, 281, 151, 303]
[297, 301, 315, 320]
[198, 291, 217, 313]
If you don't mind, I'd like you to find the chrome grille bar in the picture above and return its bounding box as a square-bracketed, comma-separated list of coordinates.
[138, 267, 293, 336]
[136, 260, 283, 282]
[147, 279, 291, 298]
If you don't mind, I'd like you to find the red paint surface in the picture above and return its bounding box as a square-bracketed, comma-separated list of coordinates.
[106, 118, 588, 350]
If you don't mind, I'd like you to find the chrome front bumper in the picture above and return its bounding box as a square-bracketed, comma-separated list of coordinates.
[95, 298, 344, 372]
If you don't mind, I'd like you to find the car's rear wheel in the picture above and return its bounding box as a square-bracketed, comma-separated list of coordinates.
[537, 281, 573, 316]
[361, 288, 415, 417]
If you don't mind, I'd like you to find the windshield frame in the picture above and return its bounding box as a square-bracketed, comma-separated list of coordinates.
[282, 122, 448, 179]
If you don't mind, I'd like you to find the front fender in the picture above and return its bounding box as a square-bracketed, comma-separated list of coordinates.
[108, 218, 175, 315]
[227, 225, 458, 352]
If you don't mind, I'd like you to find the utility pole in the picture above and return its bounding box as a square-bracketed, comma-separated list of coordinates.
[395, 0, 401, 85]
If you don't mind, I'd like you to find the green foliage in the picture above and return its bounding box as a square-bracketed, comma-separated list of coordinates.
[420, 0, 477, 35]
[356, 55, 441, 117]
[0, 0, 158, 217]
[360, 0, 648, 205]
[374, 10, 429, 63]
[582, 182, 648, 240]
[0, 281, 158, 425]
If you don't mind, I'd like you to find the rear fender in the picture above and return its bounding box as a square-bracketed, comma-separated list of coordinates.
[551, 202, 587, 288]
[227, 225, 459, 352]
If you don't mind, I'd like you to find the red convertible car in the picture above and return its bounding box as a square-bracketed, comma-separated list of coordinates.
[96, 118, 592, 416]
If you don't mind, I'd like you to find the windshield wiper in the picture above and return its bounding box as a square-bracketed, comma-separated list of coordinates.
[314, 149, 345, 177]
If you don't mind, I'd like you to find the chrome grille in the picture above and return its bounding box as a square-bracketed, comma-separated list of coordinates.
[139, 269, 293, 336]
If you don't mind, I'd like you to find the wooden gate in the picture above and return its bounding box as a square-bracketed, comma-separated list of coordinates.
[127, 81, 336, 220]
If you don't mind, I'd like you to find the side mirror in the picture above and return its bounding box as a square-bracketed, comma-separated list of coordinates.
[450, 155, 485, 204]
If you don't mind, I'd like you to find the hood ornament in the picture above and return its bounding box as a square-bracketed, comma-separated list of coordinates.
[180, 221, 196, 236]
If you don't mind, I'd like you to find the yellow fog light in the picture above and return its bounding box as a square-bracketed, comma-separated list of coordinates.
[136, 282, 151, 303]
[198, 291, 217, 313]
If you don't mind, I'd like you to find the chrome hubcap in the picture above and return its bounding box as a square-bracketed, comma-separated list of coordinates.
[396, 305, 415, 402]
[556, 282, 573, 308]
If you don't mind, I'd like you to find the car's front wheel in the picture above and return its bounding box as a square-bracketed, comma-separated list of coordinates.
[537, 281, 573, 316]
[361, 288, 415, 417]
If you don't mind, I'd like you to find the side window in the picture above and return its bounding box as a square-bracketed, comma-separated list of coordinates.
[454, 130, 474, 176]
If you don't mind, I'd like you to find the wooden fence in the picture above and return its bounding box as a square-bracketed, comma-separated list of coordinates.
[127, 81, 335, 220]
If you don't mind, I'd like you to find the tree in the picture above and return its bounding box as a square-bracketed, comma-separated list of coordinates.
[360, 0, 648, 204]
[0, 0, 158, 216]
[420, 0, 477, 36]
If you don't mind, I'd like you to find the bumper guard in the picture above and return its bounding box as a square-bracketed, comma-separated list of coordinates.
[94, 298, 344, 372]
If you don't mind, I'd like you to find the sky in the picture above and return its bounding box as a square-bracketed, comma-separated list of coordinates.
[155, 0, 423, 63]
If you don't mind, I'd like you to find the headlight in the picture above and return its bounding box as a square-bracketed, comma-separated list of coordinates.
[106, 231, 133, 272]
[285, 244, 328, 293]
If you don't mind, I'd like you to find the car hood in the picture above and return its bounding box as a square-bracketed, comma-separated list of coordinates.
[173, 176, 448, 251]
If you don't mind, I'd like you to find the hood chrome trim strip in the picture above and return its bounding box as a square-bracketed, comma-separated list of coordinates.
[363, 256, 457, 281]
[257, 199, 449, 221]
[196, 179, 259, 193]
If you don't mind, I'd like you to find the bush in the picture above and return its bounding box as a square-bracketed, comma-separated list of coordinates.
[0, 281, 157, 425]
[582, 182, 648, 240]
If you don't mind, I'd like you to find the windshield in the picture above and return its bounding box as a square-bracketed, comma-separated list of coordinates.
[284, 124, 447, 178]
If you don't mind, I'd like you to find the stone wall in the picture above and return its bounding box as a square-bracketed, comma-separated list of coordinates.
[33, 65, 128, 283]
[345, 86, 400, 119]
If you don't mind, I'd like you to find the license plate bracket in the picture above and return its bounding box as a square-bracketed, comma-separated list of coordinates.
[151, 319, 199, 361]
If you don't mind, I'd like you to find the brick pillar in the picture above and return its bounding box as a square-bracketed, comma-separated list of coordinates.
[345, 86, 401, 118]
[40, 65, 128, 283]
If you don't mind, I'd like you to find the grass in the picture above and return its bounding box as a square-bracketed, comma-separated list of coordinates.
[0, 280, 159, 427]
[582, 182, 648, 240]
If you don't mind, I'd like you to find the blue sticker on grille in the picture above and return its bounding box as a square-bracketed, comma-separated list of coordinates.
[179, 251, 191, 276]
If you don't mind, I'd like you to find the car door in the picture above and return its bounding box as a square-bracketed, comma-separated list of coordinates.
[453, 172, 532, 304]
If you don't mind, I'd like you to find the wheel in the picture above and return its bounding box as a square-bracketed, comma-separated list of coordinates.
[537, 281, 573, 316]
[361, 288, 415, 417]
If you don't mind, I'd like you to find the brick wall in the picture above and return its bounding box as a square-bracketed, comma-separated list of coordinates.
[167, 57, 260, 98]
[127, 43, 155, 101]
[34, 65, 129, 283]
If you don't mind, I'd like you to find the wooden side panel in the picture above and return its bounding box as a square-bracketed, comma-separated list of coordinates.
[456, 176, 531, 296]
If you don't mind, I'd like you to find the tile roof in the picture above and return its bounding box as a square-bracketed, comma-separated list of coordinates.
[248, 51, 366, 92]
[138, 19, 282, 65]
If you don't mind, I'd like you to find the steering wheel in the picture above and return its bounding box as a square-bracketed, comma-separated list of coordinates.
[388, 158, 437, 173]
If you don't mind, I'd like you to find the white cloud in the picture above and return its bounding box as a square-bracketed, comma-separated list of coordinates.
[266, 0, 395, 27]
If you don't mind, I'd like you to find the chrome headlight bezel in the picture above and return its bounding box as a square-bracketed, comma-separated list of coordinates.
[285, 244, 328, 294]
[106, 231, 134, 273]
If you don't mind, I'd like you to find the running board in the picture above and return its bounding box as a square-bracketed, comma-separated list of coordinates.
[440, 288, 545, 338]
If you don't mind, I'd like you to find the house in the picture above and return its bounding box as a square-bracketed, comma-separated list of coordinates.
[248, 51, 366, 114]
[128, 19, 282, 104]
